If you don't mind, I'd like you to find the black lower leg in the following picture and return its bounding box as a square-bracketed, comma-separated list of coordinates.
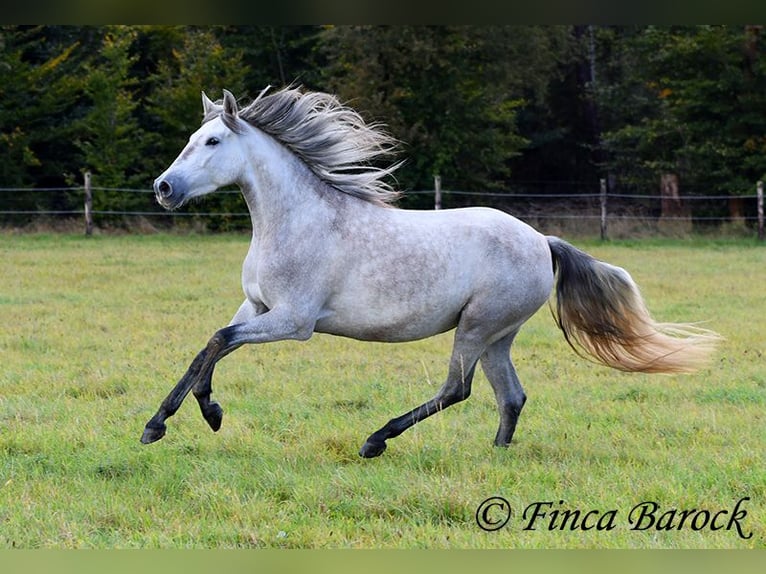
[190, 329, 244, 433]
[192, 373, 224, 432]
[141, 415, 168, 444]
[141, 341, 217, 444]
[359, 400, 442, 458]
[494, 398, 525, 447]
[481, 338, 526, 449]
[359, 370, 474, 458]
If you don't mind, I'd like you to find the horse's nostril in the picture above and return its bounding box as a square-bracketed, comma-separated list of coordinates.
[157, 180, 172, 197]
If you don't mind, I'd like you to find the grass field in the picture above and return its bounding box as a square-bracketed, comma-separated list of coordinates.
[0, 232, 764, 548]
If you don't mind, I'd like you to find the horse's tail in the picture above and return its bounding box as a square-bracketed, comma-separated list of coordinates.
[546, 236, 720, 373]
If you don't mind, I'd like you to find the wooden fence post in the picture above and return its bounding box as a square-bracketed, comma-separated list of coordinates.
[600, 178, 607, 240]
[758, 180, 764, 241]
[434, 175, 442, 210]
[84, 171, 93, 236]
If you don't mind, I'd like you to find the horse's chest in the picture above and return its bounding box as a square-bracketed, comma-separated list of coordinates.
[241, 249, 266, 307]
[241, 248, 297, 309]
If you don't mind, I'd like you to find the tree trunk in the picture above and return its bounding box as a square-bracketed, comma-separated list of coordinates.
[728, 196, 746, 226]
[659, 173, 691, 235]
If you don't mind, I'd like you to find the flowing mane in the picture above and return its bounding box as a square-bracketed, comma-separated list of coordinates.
[203, 86, 403, 205]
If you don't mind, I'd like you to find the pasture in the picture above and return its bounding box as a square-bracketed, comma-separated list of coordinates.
[0, 232, 763, 548]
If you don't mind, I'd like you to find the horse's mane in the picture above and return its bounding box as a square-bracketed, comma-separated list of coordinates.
[203, 86, 403, 205]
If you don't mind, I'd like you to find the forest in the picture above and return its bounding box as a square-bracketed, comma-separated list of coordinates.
[1, 25, 765, 222]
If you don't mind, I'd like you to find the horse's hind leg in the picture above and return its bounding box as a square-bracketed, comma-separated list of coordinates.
[480, 332, 526, 447]
[359, 330, 484, 458]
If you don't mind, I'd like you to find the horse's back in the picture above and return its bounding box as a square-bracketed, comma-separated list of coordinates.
[314, 205, 553, 342]
[395, 206, 552, 285]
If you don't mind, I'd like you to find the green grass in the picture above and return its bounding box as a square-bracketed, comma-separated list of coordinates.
[0, 233, 764, 548]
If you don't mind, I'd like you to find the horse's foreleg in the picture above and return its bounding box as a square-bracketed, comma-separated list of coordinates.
[191, 371, 224, 432]
[188, 299, 264, 433]
[141, 328, 242, 444]
[141, 306, 314, 444]
[190, 344, 241, 432]
[141, 345, 211, 444]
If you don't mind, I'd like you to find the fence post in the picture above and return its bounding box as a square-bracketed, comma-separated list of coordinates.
[84, 171, 93, 236]
[758, 180, 764, 241]
[600, 178, 607, 240]
[434, 175, 442, 210]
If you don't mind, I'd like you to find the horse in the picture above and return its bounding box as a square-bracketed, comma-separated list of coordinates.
[141, 86, 720, 458]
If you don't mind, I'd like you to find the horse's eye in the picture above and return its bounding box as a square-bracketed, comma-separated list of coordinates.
[205, 137, 220, 146]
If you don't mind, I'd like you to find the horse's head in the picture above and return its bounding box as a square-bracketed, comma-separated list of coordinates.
[154, 90, 246, 210]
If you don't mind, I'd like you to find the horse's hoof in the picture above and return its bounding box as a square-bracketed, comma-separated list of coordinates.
[141, 422, 167, 444]
[359, 439, 387, 458]
[203, 402, 223, 432]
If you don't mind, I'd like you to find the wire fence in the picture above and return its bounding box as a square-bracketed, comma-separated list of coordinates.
[1, 178, 764, 240]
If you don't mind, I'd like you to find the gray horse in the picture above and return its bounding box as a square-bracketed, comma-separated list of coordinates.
[141, 86, 719, 457]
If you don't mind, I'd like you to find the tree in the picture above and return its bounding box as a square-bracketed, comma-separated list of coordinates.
[0, 26, 82, 218]
[508, 26, 600, 192]
[0, 27, 84, 187]
[74, 26, 144, 194]
[320, 26, 567, 205]
[216, 25, 325, 90]
[0, 27, 42, 188]
[598, 25, 766, 223]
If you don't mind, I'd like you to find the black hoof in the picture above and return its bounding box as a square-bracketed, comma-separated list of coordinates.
[141, 422, 167, 444]
[359, 439, 387, 458]
[203, 402, 223, 432]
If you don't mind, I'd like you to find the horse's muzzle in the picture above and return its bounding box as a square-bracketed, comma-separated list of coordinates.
[153, 176, 184, 210]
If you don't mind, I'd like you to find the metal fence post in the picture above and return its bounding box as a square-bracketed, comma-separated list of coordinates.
[84, 171, 93, 236]
[758, 180, 764, 241]
[600, 178, 607, 240]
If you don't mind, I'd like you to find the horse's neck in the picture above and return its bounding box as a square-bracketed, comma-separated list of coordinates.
[239, 127, 387, 241]
[236, 132, 293, 218]
[239, 149, 337, 238]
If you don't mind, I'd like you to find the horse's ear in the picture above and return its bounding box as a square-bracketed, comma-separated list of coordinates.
[222, 89, 239, 117]
[201, 91, 216, 116]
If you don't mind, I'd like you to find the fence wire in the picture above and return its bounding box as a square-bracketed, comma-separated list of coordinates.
[1, 184, 763, 238]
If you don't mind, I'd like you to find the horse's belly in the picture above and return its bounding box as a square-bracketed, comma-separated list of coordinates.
[314, 296, 462, 342]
